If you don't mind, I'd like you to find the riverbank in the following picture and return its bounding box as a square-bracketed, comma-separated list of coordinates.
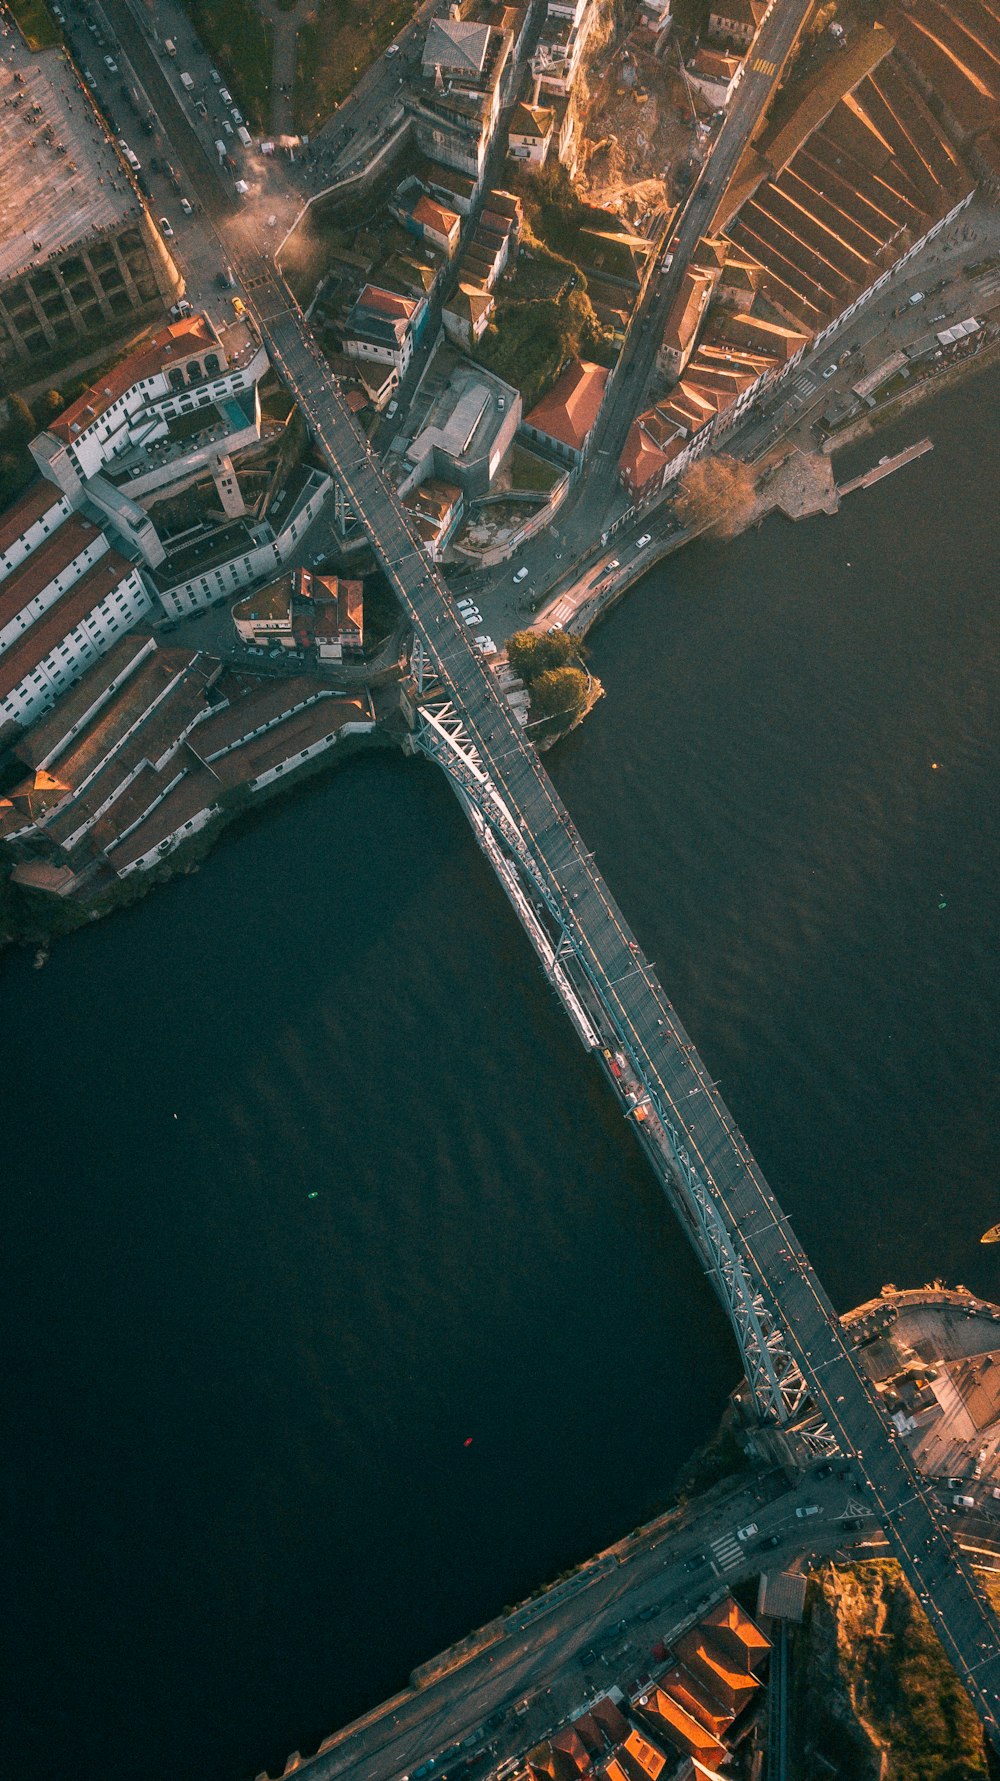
[0, 722, 395, 959]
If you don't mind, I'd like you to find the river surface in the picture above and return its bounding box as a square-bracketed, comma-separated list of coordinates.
[3, 369, 999, 1781]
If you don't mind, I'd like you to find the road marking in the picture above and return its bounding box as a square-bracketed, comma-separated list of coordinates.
[753, 56, 777, 74]
[711, 1532, 743, 1572]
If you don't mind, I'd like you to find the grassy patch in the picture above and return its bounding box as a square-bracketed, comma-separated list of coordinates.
[508, 445, 561, 494]
[176, 0, 273, 129]
[294, 0, 418, 133]
[7, 0, 60, 49]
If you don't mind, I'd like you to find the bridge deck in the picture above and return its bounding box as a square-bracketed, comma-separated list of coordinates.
[235, 240, 1000, 1741]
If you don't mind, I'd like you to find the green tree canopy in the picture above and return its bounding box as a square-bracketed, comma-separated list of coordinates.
[529, 665, 588, 722]
[507, 629, 581, 684]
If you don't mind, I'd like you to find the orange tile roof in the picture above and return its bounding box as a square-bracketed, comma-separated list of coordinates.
[623, 1728, 670, 1778]
[675, 1630, 760, 1712]
[701, 1595, 772, 1671]
[50, 316, 218, 442]
[413, 193, 461, 236]
[641, 1689, 727, 1765]
[358, 284, 418, 321]
[524, 358, 609, 451]
[619, 420, 672, 495]
[690, 46, 742, 77]
[661, 266, 715, 358]
[658, 1665, 733, 1737]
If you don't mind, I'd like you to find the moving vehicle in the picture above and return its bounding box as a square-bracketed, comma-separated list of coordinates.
[179, 196, 193, 215]
[158, 216, 174, 237]
[180, 71, 194, 91]
[795, 1503, 821, 1519]
[513, 566, 529, 583]
[822, 364, 836, 378]
[164, 37, 177, 56]
[736, 1522, 758, 1542]
[954, 1493, 976, 1510]
[908, 290, 925, 306]
[104, 54, 117, 72]
[636, 533, 651, 549]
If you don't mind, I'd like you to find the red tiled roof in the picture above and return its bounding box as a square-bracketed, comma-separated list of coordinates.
[641, 1688, 727, 1765]
[358, 284, 418, 321]
[0, 481, 65, 559]
[620, 420, 671, 495]
[413, 193, 460, 236]
[0, 513, 106, 626]
[0, 551, 137, 702]
[701, 1595, 772, 1671]
[524, 358, 609, 451]
[690, 46, 742, 77]
[50, 316, 218, 442]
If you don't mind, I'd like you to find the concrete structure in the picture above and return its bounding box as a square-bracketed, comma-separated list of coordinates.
[0, 35, 181, 372]
[532, 0, 598, 97]
[0, 505, 154, 731]
[522, 358, 610, 466]
[401, 357, 521, 498]
[1, 635, 373, 876]
[409, 8, 514, 179]
[155, 464, 332, 618]
[442, 281, 495, 348]
[30, 316, 267, 516]
[404, 478, 465, 560]
[232, 578, 293, 644]
[508, 100, 555, 166]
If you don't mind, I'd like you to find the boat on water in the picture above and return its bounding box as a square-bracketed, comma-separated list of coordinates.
[981, 1224, 1000, 1244]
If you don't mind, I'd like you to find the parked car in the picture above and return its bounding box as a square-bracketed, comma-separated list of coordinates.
[636, 533, 651, 549]
[179, 196, 193, 215]
[795, 1503, 822, 1519]
[158, 216, 174, 237]
[103, 53, 118, 71]
[822, 364, 837, 378]
[513, 566, 529, 583]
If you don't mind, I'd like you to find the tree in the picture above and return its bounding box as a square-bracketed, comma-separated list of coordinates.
[529, 665, 588, 725]
[507, 628, 581, 684]
[675, 453, 758, 540]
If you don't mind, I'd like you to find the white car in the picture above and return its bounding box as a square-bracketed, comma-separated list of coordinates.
[822, 364, 836, 379]
[179, 197, 193, 215]
[104, 54, 118, 71]
[735, 1522, 758, 1542]
[220, 88, 233, 105]
[456, 598, 476, 611]
[158, 216, 174, 237]
[513, 566, 529, 583]
[607, 557, 620, 569]
[210, 68, 222, 84]
[231, 107, 244, 125]
[636, 533, 651, 549]
[463, 611, 482, 627]
[223, 120, 234, 135]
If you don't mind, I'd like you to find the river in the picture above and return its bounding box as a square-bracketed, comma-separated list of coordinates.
[2, 368, 998, 1781]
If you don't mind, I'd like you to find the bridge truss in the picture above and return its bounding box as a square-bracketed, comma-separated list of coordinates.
[413, 693, 833, 1453]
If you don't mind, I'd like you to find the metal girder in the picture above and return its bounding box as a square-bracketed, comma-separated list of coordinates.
[413, 698, 832, 1443]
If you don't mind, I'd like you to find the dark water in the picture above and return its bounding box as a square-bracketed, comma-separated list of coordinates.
[3, 368, 999, 1781]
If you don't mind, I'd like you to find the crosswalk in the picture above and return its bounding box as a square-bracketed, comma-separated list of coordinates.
[711, 1531, 744, 1572]
[752, 56, 778, 75]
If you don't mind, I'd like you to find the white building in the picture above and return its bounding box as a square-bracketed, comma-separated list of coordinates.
[155, 465, 332, 620]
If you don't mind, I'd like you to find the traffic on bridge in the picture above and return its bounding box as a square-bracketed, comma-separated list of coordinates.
[229, 236, 1000, 1747]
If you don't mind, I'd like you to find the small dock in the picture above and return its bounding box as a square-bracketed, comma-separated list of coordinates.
[838, 436, 933, 497]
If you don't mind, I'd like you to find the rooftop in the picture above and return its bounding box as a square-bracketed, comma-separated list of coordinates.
[0, 40, 138, 285]
[50, 316, 222, 443]
[18, 648, 193, 795]
[510, 100, 555, 137]
[423, 15, 493, 75]
[0, 481, 66, 560]
[412, 193, 461, 236]
[232, 576, 294, 626]
[188, 675, 333, 760]
[13, 633, 152, 769]
[0, 513, 108, 627]
[524, 358, 609, 451]
[0, 549, 138, 704]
